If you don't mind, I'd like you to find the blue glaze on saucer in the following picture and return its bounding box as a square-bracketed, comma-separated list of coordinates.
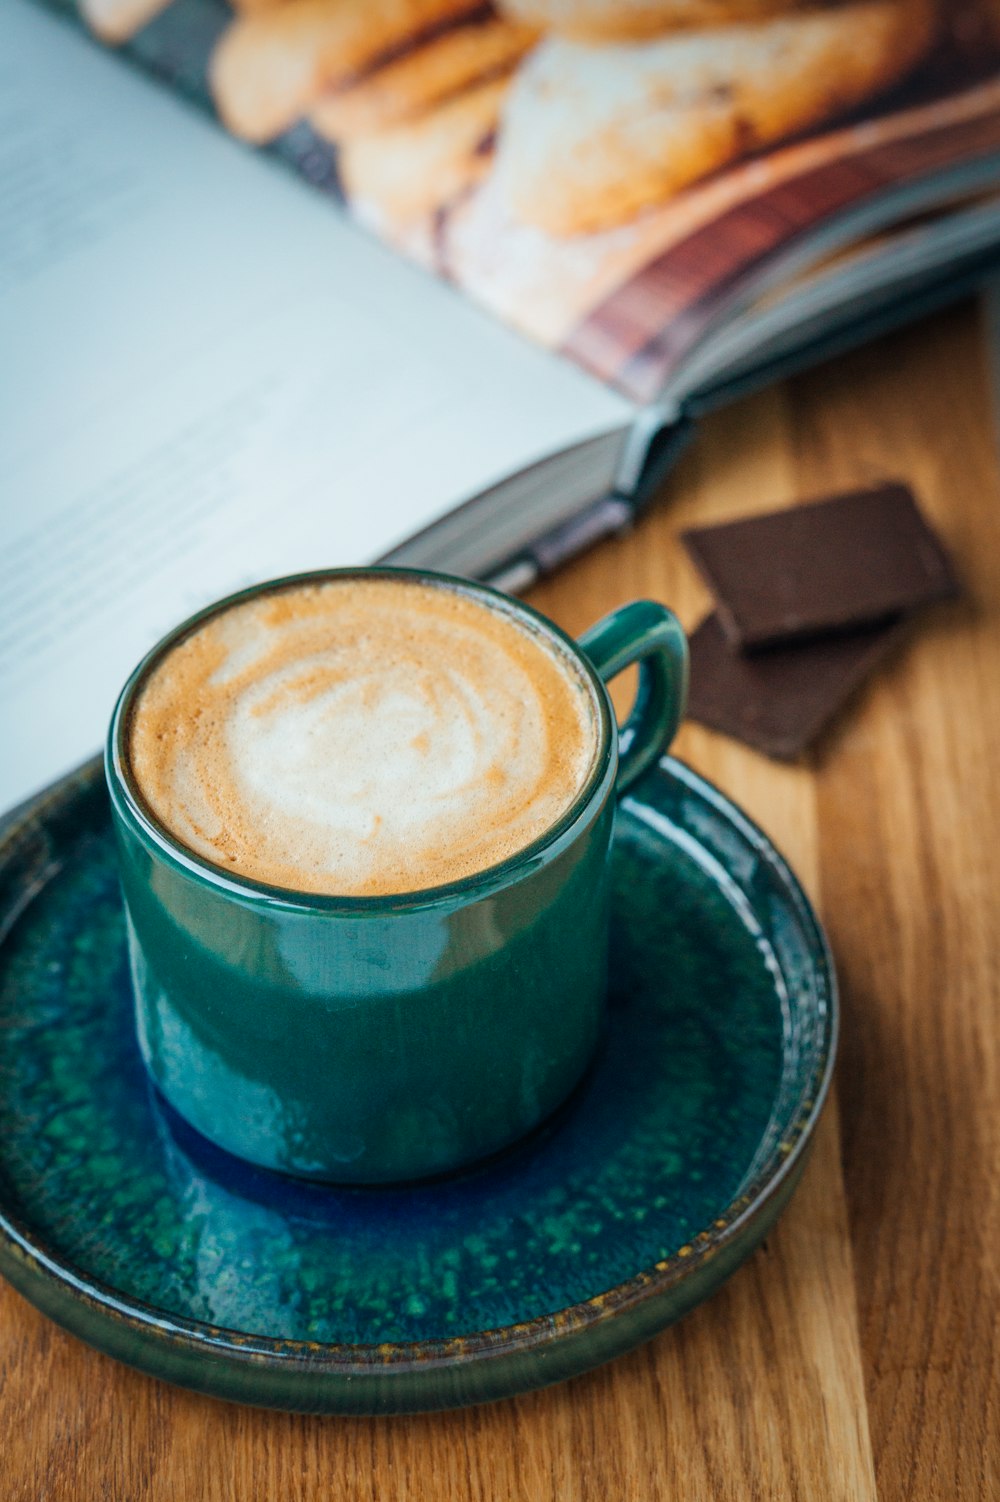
[0, 757, 835, 1412]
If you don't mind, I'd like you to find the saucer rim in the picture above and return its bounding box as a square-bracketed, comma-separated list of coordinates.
[0, 755, 837, 1386]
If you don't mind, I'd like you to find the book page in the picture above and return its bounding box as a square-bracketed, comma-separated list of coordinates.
[0, 0, 629, 813]
[77, 0, 1000, 403]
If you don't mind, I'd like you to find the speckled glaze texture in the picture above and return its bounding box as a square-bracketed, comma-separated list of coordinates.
[0, 755, 836, 1414]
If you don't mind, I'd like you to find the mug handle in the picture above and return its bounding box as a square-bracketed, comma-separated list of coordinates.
[578, 601, 689, 795]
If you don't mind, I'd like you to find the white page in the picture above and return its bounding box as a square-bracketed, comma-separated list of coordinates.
[0, 0, 630, 813]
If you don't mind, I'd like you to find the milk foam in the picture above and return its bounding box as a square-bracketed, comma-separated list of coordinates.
[127, 578, 599, 895]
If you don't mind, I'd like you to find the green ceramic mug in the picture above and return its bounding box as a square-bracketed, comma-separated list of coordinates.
[106, 569, 688, 1183]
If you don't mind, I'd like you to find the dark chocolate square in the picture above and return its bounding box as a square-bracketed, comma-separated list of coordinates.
[681, 484, 958, 650]
[686, 611, 912, 761]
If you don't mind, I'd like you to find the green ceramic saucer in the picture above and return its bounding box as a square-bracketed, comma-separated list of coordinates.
[0, 756, 836, 1414]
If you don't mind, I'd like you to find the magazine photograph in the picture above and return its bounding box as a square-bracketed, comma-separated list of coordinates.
[70, 0, 1000, 394]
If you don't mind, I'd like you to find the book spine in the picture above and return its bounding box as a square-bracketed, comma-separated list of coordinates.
[484, 417, 694, 594]
[484, 496, 633, 594]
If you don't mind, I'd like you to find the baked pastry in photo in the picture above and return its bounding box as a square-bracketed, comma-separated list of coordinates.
[227, 0, 301, 12]
[498, 0, 806, 41]
[211, 0, 489, 142]
[492, 0, 938, 236]
[78, 0, 172, 43]
[339, 75, 509, 227]
[310, 14, 537, 140]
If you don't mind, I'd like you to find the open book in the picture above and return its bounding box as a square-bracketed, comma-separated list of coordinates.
[3, 0, 1000, 811]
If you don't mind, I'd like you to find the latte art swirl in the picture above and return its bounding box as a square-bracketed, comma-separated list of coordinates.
[127, 578, 599, 895]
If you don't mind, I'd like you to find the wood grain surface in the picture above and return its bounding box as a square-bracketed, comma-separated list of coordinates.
[3, 300, 999, 1500]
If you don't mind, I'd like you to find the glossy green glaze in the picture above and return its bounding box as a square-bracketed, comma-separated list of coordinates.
[0, 754, 836, 1414]
[578, 600, 689, 792]
[105, 570, 688, 1184]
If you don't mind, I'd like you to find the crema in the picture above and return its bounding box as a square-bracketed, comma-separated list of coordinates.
[127, 577, 600, 895]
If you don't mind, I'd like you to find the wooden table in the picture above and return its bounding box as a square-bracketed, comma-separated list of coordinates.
[3, 300, 999, 1500]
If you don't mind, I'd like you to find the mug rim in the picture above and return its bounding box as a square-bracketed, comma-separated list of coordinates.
[106, 566, 617, 914]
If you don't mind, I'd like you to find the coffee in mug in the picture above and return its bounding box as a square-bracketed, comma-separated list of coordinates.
[126, 576, 601, 896]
